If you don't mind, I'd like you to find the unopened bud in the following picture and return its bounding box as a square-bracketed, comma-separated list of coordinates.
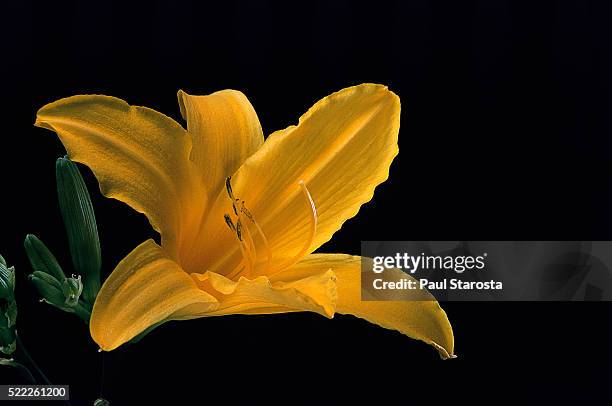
[0, 262, 15, 302]
[24, 234, 66, 282]
[29, 271, 65, 308]
[0, 255, 16, 355]
[56, 156, 101, 305]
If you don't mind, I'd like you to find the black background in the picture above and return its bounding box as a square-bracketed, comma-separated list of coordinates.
[1, 0, 612, 404]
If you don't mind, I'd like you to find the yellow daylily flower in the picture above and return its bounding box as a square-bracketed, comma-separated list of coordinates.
[35, 84, 454, 358]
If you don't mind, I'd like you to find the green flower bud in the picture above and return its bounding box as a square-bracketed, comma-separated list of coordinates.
[61, 275, 83, 307]
[29, 271, 65, 308]
[0, 262, 15, 302]
[0, 256, 16, 355]
[56, 156, 101, 305]
[94, 398, 110, 406]
[23, 234, 66, 282]
[28, 272, 90, 322]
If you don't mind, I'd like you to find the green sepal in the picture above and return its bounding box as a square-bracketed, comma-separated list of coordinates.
[56, 156, 101, 305]
[23, 235, 66, 282]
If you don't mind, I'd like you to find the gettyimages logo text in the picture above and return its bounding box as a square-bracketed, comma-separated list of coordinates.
[371, 252, 488, 274]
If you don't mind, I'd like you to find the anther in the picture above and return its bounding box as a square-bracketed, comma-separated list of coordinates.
[236, 220, 243, 241]
[226, 177, 239, 215]
[225, 177, 235, 199]
[224, 214, 236, 231]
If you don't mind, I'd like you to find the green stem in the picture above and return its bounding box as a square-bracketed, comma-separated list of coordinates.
[16, 332, 73, 406]
[73, 302, 91, 322]
[0, 359, 35, 383]
[16, 332, 51, 385]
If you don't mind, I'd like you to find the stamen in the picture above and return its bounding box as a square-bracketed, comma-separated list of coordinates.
[229, 227, 257, 280]
[237, 239, 252, 275]
[224, 177, 250, 278]
[223, 177, 317, 279]
[241, 201, 272, 268]
[239, 209, 257, 269]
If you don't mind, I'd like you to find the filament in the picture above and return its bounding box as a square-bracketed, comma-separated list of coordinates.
[239, 210, 257, 273]
[241, 202, 272, 268]
[237, 239, 252, 276]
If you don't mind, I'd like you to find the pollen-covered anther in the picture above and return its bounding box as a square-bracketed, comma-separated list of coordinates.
[223, 214, 236, 232]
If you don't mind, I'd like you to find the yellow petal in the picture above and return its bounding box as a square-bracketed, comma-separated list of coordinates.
[177, 89, 263, 203]
[35, 95, 204, 258]
[290, 254, 455, 359]
[90, 240, 218, 351]
[189, 268, 337, 318]
[186, 84, 400, 276]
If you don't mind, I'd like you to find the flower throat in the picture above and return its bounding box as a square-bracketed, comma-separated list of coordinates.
[223, 177, 317, 279]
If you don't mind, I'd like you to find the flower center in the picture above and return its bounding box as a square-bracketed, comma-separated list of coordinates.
[223, 177, 318, 279]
